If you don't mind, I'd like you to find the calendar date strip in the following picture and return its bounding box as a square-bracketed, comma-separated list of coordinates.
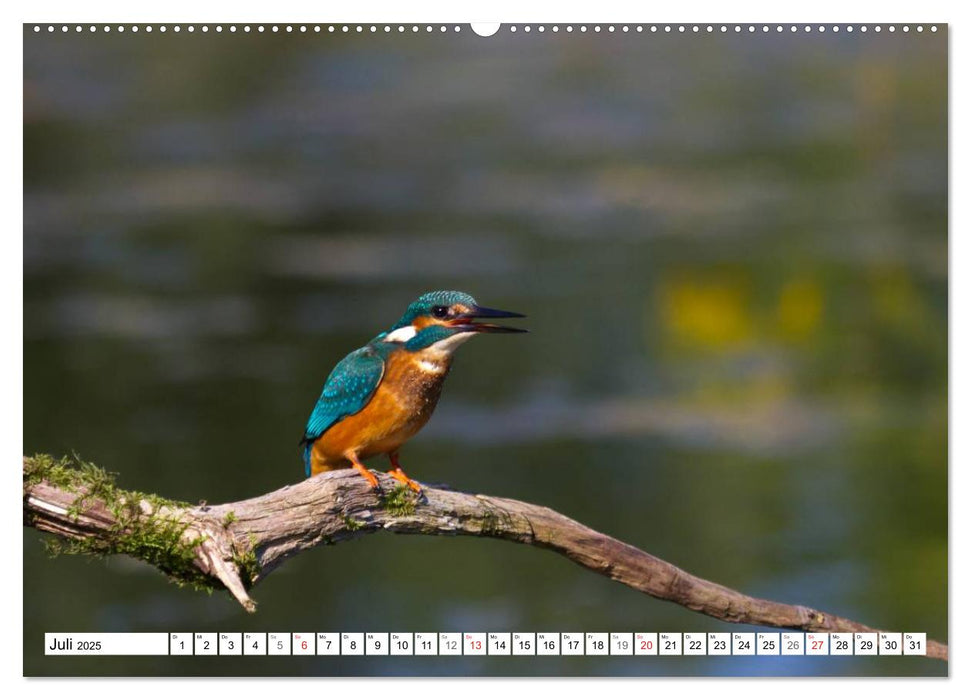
[22, 454, 947, 661]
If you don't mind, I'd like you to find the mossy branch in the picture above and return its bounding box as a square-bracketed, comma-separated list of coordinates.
[22, 454, 947, 661]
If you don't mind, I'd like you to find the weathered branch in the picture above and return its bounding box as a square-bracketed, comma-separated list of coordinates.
[22, 455, 947, 661]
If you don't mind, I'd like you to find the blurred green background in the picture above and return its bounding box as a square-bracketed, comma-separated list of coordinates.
[23, 25, 947, 676]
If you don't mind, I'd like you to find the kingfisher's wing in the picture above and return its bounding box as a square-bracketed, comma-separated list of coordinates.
[301, 345, 386, 476]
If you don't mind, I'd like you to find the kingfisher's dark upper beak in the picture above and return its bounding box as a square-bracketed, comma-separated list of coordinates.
[450, 305, 528, 333]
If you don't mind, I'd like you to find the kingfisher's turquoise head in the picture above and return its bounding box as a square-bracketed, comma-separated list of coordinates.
[381, 290, 526, 354]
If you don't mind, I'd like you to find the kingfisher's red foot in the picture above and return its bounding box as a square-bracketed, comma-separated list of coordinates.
[387, 452, 423, 495]
[387, 467, 423, 495]
[347, 455, 381, 490]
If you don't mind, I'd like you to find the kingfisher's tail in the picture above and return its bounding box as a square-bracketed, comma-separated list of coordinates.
[302, 440, 313, 478]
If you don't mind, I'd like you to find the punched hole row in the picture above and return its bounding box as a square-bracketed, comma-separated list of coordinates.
[31, 24, 940, 35]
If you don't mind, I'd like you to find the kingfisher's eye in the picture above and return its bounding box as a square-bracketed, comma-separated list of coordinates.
[431, 305, 449, 319]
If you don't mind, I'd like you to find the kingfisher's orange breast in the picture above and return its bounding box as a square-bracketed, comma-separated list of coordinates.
[310, 350, 451, 474]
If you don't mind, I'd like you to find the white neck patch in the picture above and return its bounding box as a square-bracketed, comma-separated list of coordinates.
[385, 325, 417, 343]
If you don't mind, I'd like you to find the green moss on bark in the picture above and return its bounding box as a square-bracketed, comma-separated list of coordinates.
[231, 536, 261, 589]
[381, 484, 417, 516]
[25, 454, 217, 592]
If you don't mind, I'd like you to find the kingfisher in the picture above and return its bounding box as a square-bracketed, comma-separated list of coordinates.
[301, 290, 526, 493]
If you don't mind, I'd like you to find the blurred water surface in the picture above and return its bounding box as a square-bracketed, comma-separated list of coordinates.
[23, 26, 947, 676]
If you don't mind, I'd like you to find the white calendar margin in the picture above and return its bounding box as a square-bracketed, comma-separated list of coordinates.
[8, 0, 961, 698]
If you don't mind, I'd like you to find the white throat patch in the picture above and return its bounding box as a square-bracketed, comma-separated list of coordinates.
[427, 331, 475, 356]
[385, 325, 417, 343]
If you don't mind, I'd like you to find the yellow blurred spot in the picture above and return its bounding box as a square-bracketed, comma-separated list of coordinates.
[659, 275, 753, 351]
[777, 278, 823, 340]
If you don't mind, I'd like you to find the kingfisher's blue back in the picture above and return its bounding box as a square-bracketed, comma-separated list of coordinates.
[301, 343, 389, 476]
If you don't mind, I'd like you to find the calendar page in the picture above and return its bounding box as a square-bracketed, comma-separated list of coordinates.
[22, 18, 948, 678]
